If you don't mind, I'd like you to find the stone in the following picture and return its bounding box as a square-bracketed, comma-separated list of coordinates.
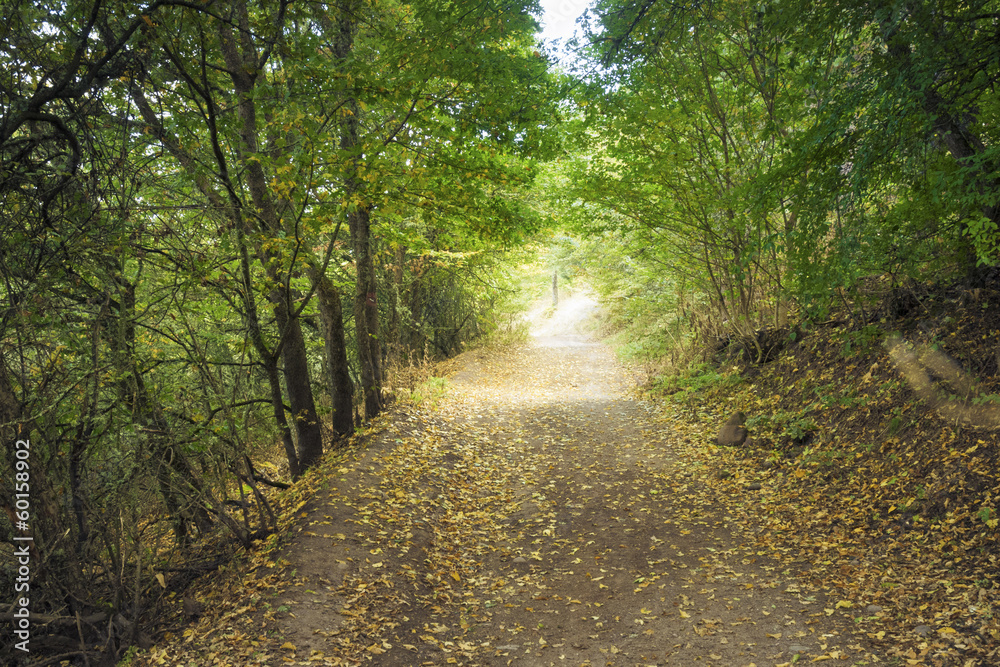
[746, 482, 763, 491]
[717, 424, 748, 446]
[717, 412, 749, 446]
[866, 605, 883, 615]
[914, 625, 932, 636]
[725, 411, 747, 426]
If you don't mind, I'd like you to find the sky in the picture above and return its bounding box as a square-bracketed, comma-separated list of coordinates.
[537, 0, 593, 46]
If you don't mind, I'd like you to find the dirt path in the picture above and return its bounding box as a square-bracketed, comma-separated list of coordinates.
[265, 295, 878, 666]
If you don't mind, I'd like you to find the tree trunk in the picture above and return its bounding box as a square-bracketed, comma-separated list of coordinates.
[387, 245, 405, 364]
[314, 271, 355, 438]
[350, 201, 384, 419]
[218, 7, 325, 470]
[272, 299, 325, 470]
[333, 0, 383, 419]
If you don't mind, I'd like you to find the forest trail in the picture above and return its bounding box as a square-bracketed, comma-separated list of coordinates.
[262, 293, 877, 666]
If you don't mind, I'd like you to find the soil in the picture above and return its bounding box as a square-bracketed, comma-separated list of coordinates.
[254, 292, 879, 666]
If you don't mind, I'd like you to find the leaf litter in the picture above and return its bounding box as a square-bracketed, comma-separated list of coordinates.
[677, 298, 1000, 667]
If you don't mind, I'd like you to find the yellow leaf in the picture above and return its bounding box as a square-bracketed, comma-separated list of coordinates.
[679, 610, 691, 619]
[451, 572, 461, 582]
[280, 642, 296, 651]
[155, 573, 166, 588]
[835, 600, 852, 609]
[938, 626, 957, 634]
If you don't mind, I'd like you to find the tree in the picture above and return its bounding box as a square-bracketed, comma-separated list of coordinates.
[563, 0, 800, 351]
[320, 0, 558, 415]
[771, 0, 1000, 278]
[562, 0, 999, 358]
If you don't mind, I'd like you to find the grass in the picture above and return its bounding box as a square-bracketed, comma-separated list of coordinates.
[397, 376, 449, 409]
[651, 362, 742, 406]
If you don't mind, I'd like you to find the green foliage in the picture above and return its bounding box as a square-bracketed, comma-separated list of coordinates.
[654, 363, 742, 405]
[783, 417, 818, 443]
[971, 393, 1000, 407]
[965, 216, 1000, 265]
[769, 0, 1000, 274]
[746, 410, 817, 444]
[115, 645, 142, 667]
[978, 508, 999, 529]
[399, 376, 450, 409]
[549, 0, 1000, 395]
[801, 446, 851, 468]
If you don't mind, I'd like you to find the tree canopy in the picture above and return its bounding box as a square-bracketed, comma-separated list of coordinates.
[554, 0, 1000, 358]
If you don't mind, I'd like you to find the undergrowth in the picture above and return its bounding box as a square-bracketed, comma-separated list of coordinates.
[650, 362, 742, 407]
[396, 376, 449, 409]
